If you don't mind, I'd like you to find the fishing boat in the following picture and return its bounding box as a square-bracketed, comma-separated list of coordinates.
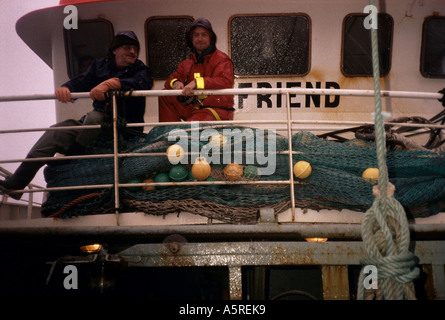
[0, 0, 444, 301]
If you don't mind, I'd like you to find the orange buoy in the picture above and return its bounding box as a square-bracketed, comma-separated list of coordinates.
[224, 163, 243, 181]
[191, 157, 211, 180]
[142, 178, 156, 191]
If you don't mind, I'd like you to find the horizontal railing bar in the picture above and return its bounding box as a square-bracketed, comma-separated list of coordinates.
[0, 121, 352, 134]
[0, 150, 307, 164]
[0, 154, 114, 164]
[139, 88, 443, 100]
[0, 149, 307, 164]
[126, 120, 445, 129]
[118, 180, 294, 188]
[0, 88, 442, 102]
[0, 124, 101, 134]
[7, 184, 115, 195]
[1, 119, 444, 136]
[118, 150, 304, 157]
[10, 179, 295, 195]
[0, 92, 91, 102]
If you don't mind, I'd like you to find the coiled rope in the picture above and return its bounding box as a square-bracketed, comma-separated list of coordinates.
[357, 0, 420, 300]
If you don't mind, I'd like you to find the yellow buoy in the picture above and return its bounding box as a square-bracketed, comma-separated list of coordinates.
[142, 178, 156, 191]
[293, 161, 312, 179]
[166, 144, 185, 164]
[191, 157, 211, 180]
[362, 168, 379, 184]
[209, 133, 227, 147]
[224, 163, 243, 181]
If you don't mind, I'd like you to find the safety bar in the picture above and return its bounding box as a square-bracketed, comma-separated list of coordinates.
[0, 87, 442, 101]
[1, 87, 444, 224]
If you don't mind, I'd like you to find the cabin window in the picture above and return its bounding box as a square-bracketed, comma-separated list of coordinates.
[64, 19, 114, 79]
[342, 14, 393, 77]
[421, 16, 445, 78]
[229, 14, 310, 76]
[146, 17, 194, 79]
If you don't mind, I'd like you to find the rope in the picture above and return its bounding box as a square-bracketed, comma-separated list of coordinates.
[357, 0, 419, 300]
[49, 193, 102, 218]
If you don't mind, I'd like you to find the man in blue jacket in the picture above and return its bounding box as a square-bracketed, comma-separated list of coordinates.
[0, 31, 153, 200]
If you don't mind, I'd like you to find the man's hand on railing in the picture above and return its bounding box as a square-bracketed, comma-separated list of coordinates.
[182, 80, 196, 97]
[55, 87, 74, 103]
[90, 78, 121, 101]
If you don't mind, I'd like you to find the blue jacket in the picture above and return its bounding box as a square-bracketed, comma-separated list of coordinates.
[62, 57, 153, 129]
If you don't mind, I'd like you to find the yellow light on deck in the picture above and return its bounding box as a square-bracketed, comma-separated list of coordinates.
[305, 237, 328, 243]
[80, 244, 102, 253]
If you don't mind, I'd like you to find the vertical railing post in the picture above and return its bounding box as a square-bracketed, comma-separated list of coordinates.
[112, 91, 120, 226]
[26, 188, 33, 219]
[286, 92, 296, 221]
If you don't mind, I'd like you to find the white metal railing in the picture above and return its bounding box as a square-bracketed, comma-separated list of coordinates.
[0, 88, 442, 102]
[0, 166, 41, 214]
[0, 88, 444, 224]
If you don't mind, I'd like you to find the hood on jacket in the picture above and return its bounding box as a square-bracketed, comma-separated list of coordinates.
[186, 18, 217, 48]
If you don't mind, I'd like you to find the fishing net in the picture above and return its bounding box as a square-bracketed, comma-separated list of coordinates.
[41, 122, 445, 223]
